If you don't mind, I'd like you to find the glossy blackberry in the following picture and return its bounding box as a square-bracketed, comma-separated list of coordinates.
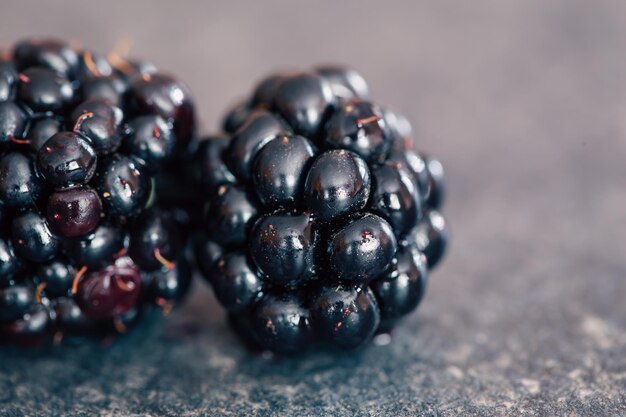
[272, 72, 334, 140]
[75, 256, 143, 320]
[210, 251, 264, 313]
[204, 184, 258, 248]
[37, 131, 97, 187]
[250, 212, 320, 287]
[315, 65, 370, 101]
[324, 101, 392, 163]
[197, 65, 449, 354]
[327, 213, 397, 284]
[13, 38, 78, 75]
[70, 99, 124, 155]
[17, 67, 74, 114]
[47, 187, 102, 238]
[0, 60, 18, 102]
[11, 211, 60, 263]
[304, 149, 371, 221]
[0, 38, 195, 346]
[0, 238, 22, 284]
[26, 115, 63, 152]
[226, 110, 289, 181]
[248, 290, 312, 355]
[370, 244, 428, 325]
[310, 284, 380, 350]
[126, 73, 196, 157]
[94, 154, 152, 217]
[252, 135, 316, 209]
[0, 101, 29, 146]
[0, 152, 42, 208]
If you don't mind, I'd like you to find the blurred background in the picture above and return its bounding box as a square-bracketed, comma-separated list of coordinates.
[1, 1, 625, 416]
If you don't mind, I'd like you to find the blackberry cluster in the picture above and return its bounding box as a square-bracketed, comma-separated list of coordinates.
[0, 38, 194, 345]
[196, 66, 448, 354]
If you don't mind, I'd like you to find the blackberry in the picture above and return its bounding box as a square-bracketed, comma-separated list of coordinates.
[196, 66, 448, 354]
[0, 38, 195, 346]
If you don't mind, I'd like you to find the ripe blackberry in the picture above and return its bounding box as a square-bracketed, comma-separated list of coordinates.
[197, 66, 448, 354]
[0, 38, 195, 346]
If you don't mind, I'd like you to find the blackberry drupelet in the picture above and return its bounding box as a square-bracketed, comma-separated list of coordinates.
[0, 38, 195, 346]
[197, 65, 448, 354]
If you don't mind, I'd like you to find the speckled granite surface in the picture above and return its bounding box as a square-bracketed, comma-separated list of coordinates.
[1, 1, 625, 416]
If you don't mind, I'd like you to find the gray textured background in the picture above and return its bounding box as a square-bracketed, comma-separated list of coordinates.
[1, 1, 625, 416]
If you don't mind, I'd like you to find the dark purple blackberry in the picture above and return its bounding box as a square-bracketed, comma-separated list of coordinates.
[197, 65, 448, 354]
[0, 101, 29, 146]
[0, 60, 18, 102]
[0, 38, 195, 346]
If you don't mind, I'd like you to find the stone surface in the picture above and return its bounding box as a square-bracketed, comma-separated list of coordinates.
[1, 1, 626, 416]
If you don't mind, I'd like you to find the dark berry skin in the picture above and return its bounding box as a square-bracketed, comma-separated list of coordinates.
[122, 115, 175, 172]
[53, 297, 95, 335]
[37, 261, 74, 298]
[226, 110, 289, 181]
[0, 101, 29, 146]
[0, 238, 22, 284]
[113, 60, 157, 83]
[250, 213, 319, 287]
[251, 74, 286, 108]
[252, 135, 316, 209]
[146, 257, 192, 305]
[222, 100, 251, 134]
[37, 132, 97, 187]
[127, 73, 192, 120]
[71, 99, 124, 155]
[370, 162, 422, 238]
[13, 38, 78, 76]
[310, 284, 380, 350]
[315, 65, 370, 100]
[424, 156, 445, 211]
[129, 209, 180, 271]
[324, 101, 392, 164]
[17, 67, 74, 113]
[12, 211, 59, 263]
[385, 109, 413, 149]
[327, 213, 397, 283]
[304, 150, 371, 222]
[27, 116, 63, 152]
[94, 154, 152, 217]
[195, 239, 223, 279]
[249, 291, 311, 355]
[408, 210, 448, 270]
[387, 149, 429, 199]
[370, 244, 428, 322]
[211, 251, 264, 313]
[75, 256, 142, 320]
[127, 73, 196, 155]
[81, 75, 126, 107]
[65, 222, 127, 269]
[195, 135, 236, 192]
[0, 152, 41, 208]
[47, 187, 103, 238]
[205, 184, 258, 248]
[0, 61, 18, 101]
[0, 284, 35, 321]
[1, 304, 51, 346]
[272, 72, 334, 140]
[74, 50, 113, 80]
